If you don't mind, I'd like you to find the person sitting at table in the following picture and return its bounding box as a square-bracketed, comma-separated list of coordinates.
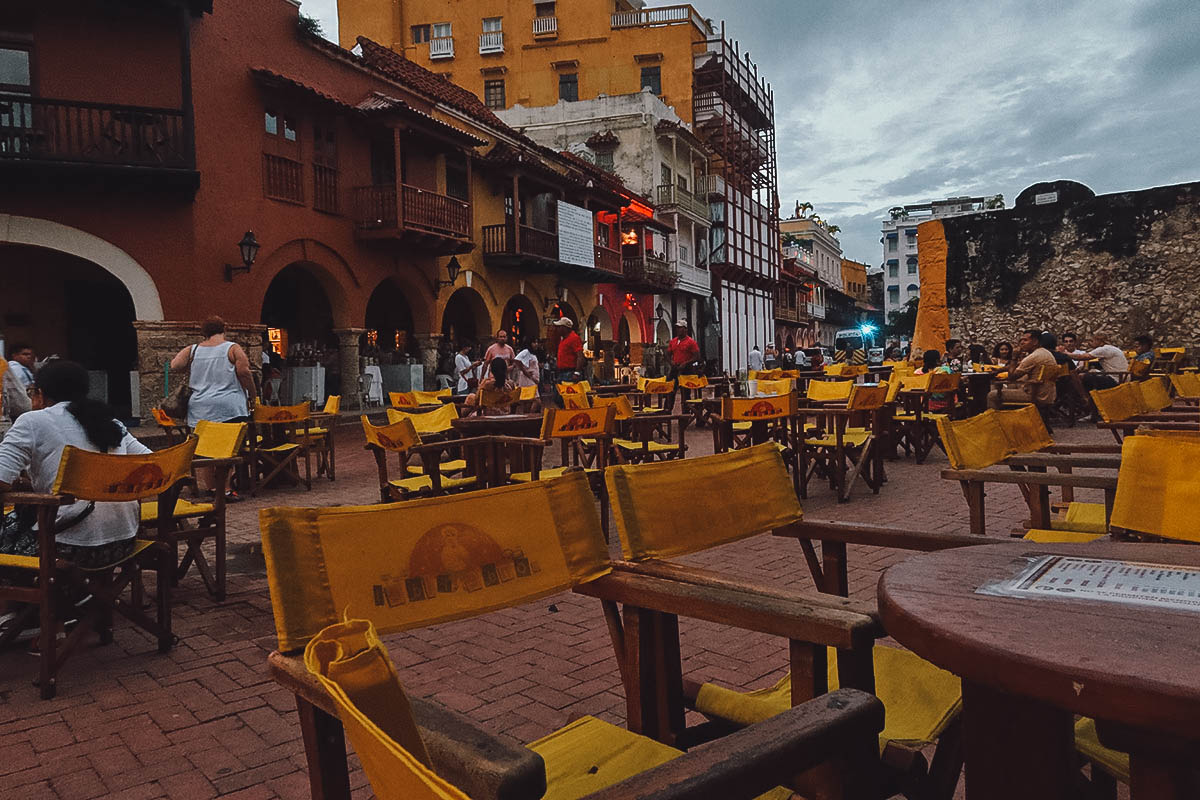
[464, 358, 516, 416]
[1132, 335, 1154, 364]
[990, 329, 1057, 409]
[991, 340, 1018, 373]
[1067, 333, 1125, 393]
[942, 339, 966, 373]
[1045, 332, 1088, 414]
[916, 349, 954, 411]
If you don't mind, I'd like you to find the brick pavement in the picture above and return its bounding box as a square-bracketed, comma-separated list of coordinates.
[0, 416, 1120, 799]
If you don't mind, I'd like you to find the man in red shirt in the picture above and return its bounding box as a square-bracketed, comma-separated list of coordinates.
[552, 317, 583, 385]
[668, 320, 700, 374]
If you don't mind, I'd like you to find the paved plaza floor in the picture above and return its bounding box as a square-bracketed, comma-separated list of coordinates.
[0, 416, 1120, 799]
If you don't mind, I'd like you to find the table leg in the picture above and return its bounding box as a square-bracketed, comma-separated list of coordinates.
[961, 681, 1074, 800]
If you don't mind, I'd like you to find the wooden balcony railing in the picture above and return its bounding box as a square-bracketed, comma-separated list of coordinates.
[623, 255, 678, 291]
[0, 93, 190, 169]
[429, 36, 455, 59]
[655, 184, 710, 220]
[479, 31, 504, 54]
[481, 222, 558, 261]
[611, 5, 706, 30]
[313, 164, 339, 214]
[352, 184, 471, 240]
[594, 244, 621, 275]
[263, 153, 304, 204]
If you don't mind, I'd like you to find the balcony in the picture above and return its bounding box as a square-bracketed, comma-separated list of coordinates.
[594, 244, 622, 276]
[611, 5, 707, 30]
[693, 36, 773, 130]
[429, 36, 455, 59]
[532, 16, 558, 37]
[655, 183, 710, 221]
[0, 93, 197, 189]
[352, 183, 472, 254]
[479, 31, 504, 54]
[696, 173, 725, 198]
[774, 303, 800, 323]
[622, 254, 678, 292]
[805, 301, 825, 320]
[482, 222, 623, 282]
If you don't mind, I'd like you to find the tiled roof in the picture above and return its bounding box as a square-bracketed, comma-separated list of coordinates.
[250, 68, 360, 114]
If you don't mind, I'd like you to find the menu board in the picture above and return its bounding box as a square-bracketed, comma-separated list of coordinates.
[557, 201, 596, 269]
[979, 555, 1200, 613]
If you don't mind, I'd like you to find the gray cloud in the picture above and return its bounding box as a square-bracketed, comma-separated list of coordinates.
[305, 0, 1200, 264]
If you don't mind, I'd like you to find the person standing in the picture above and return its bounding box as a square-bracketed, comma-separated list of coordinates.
[484, 329, 516, 370]
[170, 317, 255, 427]
[2, 344, 34, 423]
[513, 339, 540, 388]
[748, 344, 763, 372]
[453, 342, 482, 394]
[552, 318, 583, 383]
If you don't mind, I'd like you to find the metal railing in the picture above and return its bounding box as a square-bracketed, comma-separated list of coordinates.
[655, 184, 710, 220]
[623, 255, 678, 290]
[611, 5, 707, 30]
[429, 36, 455, 59]
[0, 93, 190, 168]
[479, 31, 504, 54]
[532, 16, 558, 36]
[352, 184, 471, 240]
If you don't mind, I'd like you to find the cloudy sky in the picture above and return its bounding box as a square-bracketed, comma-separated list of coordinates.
[302, 0, 1200, 265]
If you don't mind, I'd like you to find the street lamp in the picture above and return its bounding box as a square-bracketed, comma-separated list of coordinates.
[434, 256, 462, 293]
[224, 231, 261, 282]
[655, 302, 665, 320]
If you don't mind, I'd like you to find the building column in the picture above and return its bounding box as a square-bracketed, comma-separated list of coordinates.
[415, 334, 443, 390]
[333, 328, 367, 410]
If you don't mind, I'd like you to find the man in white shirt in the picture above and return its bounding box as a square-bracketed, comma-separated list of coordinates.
[513, 341, 540, 388]
[748, 344, 763, 372]
[453, 342, 482, 394]
[1081, 334, 1129, 374]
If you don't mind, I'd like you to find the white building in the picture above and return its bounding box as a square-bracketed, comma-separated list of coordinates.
[880, 195, 1002, 319]
[779, 216, 843, 290]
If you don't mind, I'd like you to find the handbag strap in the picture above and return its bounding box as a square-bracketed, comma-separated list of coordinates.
[186, 344, 198, 387]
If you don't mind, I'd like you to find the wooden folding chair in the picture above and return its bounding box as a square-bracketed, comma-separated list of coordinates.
[386, 403, 461, 441]
[1090, 379, 1199, 442]
[612, 411, 689, 463]
[891, 372, 960, 463]
[362, 416, 478, 501]
[579, 445, 963, 799]
[712, 394, 796, 477]
[140, 419, 245, 601]
[677, 374, 711, 428]
[248, 402, 312, 494]
[260, 474, 885, 800]
[150, 407, 189, 444]
[304, 395, 340, 481]
[0, 438, 197, 698]
[802, 384, 889, 502]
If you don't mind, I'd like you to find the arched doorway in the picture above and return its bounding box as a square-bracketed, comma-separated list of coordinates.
[261, 264, 337, 404]
[1, 243, 138, 416]
[656, 319, 670, 344]
[501, 295, 539, 347]
[785, 334, 795, 351]
[364, 278, 418, 358]
[586, 307, 613, 350]
[441, 287, 491, 349]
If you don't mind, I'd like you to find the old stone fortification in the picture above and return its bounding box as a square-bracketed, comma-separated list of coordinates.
[941, 180, 1200, 346]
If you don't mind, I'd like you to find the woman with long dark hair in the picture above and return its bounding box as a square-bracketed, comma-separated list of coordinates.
[0, 360, 151, 568]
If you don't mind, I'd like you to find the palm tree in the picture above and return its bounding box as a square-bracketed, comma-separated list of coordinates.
[798, 201, 813, 218]
[826, 224, 841, 235]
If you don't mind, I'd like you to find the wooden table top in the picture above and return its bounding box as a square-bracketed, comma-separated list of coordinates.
[450, 414, 543, 435]
[878, 541, 1200, 741]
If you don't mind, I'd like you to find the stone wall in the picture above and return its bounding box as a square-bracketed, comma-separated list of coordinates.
[940, 180, 1200, 347]
[133, 320, 266, 418]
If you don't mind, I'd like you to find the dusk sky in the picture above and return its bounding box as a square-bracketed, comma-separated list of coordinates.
[302, 0, 1200, 266]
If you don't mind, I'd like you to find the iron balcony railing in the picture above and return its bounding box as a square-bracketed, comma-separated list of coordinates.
[532, 16, 558, 36]
[429, 36, 455, 59]
[623, 254, 678, 291]
[0, 93, 190, 168]
[478, 31, 504, 54]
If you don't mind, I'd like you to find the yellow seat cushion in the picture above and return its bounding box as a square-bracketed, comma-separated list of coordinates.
[263, 443, 301, 453]
[614, 439, 679, 453]
[1049, 501, 1107, 534]
[508, 466, 572, 483]
[1023, 529, 1106, 543]
[695, 645, 961, 751]
[0, 539, 159, 573]
[807, 429, 871, 448]
[140, 498, 216, 523]
[1075, 717, 1129, 782]
[732, 421, 753, 432]
[405, 459, 468, 475]
[388, 475, 477, 494]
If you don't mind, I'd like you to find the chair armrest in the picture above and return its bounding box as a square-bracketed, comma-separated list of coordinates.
[775, 520, 988, 551]
[1002, 453, 1121, 469]
[1043, 443, 1123, 454]
[940, 469, 1118, 489]
[267, 652, 546, 800]
[574, 568, 881, 649]
[192, 456, 244, 469]
[582, 689, 884, 800]
[0, 491, 70, 507]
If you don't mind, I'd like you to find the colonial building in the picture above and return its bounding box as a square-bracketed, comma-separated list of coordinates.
[341, 0, 781, 372]
[774, 244, 818, 350]
[0, 0, 644, 416]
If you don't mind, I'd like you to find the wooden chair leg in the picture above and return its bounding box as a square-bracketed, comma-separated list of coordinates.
[296, 695, 352, 800]
[38, 580, 57, 700]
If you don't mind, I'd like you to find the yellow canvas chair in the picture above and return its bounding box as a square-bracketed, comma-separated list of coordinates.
[749, 369, 783, 381]
[561, 391, 591, 410]
[1169, 372, 1200, 401]
[387, 403, 461, 439]
[805, 379, 853, 404]
[509, 405, 616, 483]
[150, 406, 189, 444]
[585, 445, 960, 798]
[754, 378, 794, 397]
[389, 391, 421, 409]
[301, 395, 340, 480]
[0, 438, 197, 698]
[140, 419, 246, 601]
[261, 476, 884, 800]
[802, 384, 889, 501]
[635, 378, 675, 414]
[713, 393, 796, 465]
[592, 394, 635, 422]
[892, 372, 958, 464]
[248, 402, 312, 494]
[1091, 380, 1198, 442]
[362, 416, 476, 501]
[676, 375, 711, 428]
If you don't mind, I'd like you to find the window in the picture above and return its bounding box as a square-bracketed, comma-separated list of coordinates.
[313, 123, 338, 214]
[888, 263, 898, 278]
[679, 243, 689, 264]
[445, 151, 469, 201]
[906, 284, 920, 294]
[558, 72, 578, 102]
[264, 109, 279, 136]
[676, 173, 688, 191]
[0, 45, 31, 93]
[906, 256, 918, 274]
[283, 116, 298, 142]
[640, 65, 661, 95]
[411, 25, 430, 43]
[482, 17, 502, 32]
[432, 22, 452, 38]
[535, 2, 555, 16]
[888, 237, 897, 252]
[660, 163, 672, 187]
[595, 150, 614, 172]
[484, 79, 505, 109]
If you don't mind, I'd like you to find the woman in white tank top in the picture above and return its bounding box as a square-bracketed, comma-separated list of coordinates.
[169, 317, 255, 427]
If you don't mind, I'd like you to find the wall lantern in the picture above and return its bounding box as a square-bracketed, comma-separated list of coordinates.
[655, 302, 665, 320]
[224, 231, 261, 281]
[435, 256, 462, 293]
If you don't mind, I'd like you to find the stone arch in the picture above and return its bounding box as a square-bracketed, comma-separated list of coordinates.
[656, 319, 670, 344]
[0, 214, 163, 320]
[586, 305, 614, 342]
[621, 309, 644, 344]
[441, 286, 492, 347]
[261, 263, 338, 350]
[257, 239, 355, 328]
[501, 294, 540, 345]
[365, 278, 420, 356]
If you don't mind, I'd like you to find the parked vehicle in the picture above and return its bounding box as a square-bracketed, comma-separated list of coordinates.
[802, 347, 833, 368]
[867, 347, 885, 366]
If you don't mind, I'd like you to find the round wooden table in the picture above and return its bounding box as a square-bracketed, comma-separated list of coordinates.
[959, 371, 996, 415]
[879, 541, 1200, 799]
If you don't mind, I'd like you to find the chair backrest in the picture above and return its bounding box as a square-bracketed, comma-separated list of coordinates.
[386, 403, 460, 435]
[54, 437, 198, 502]
[755, 378, 794, 397]
[1135, 377, 1172, 411]
[151, 407, 182, 427]
[749, 369, 783, 381]
[260, 472, 610, 651]
[557, 381, 591, 396]
[721, 393, 797, 423]
[822, 363, 846, 377]
[1129, 360, 1152, 379]
[779, 369, 800, 380]
[254, 402, 311, 424]
[936, 410, 1014, 470]
[362, 415, 421, 453]
[193, 419, 249, 460]
[592, 395, 635, 421]
[927, 372, 961, 394]
[605, 443, 803, 561]
[322, 395, 342, 415]
[1090, 383, 1141, 422]
[643, 378, 675, 394]
[518, 385, 538, 402]
[806, 379, 853, 403]
[995, 404, 1053, 453]
[413, 390, 451, 405]
[677, 374, 708, 390]
[1169, 374, 1200, 398]
[846, 384, 889, 411]
[898, 373, 931, 392]
[477, 385, 518, 411]
[882, 379, 901, 404]
[561, 391, 591, 410]
[1110, 435, 1200, 543]
[540, 405, 617, 439]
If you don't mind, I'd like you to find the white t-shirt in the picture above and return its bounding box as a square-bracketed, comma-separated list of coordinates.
[454, 353, 479, 393]
[1088, 345, 1129, 374]
[514, 349, 540, 388]
[0, 402, 152, 547]
[748, 349, 763, 371]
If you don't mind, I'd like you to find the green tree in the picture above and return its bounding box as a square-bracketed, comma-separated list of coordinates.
[885, 296, 920, 339]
